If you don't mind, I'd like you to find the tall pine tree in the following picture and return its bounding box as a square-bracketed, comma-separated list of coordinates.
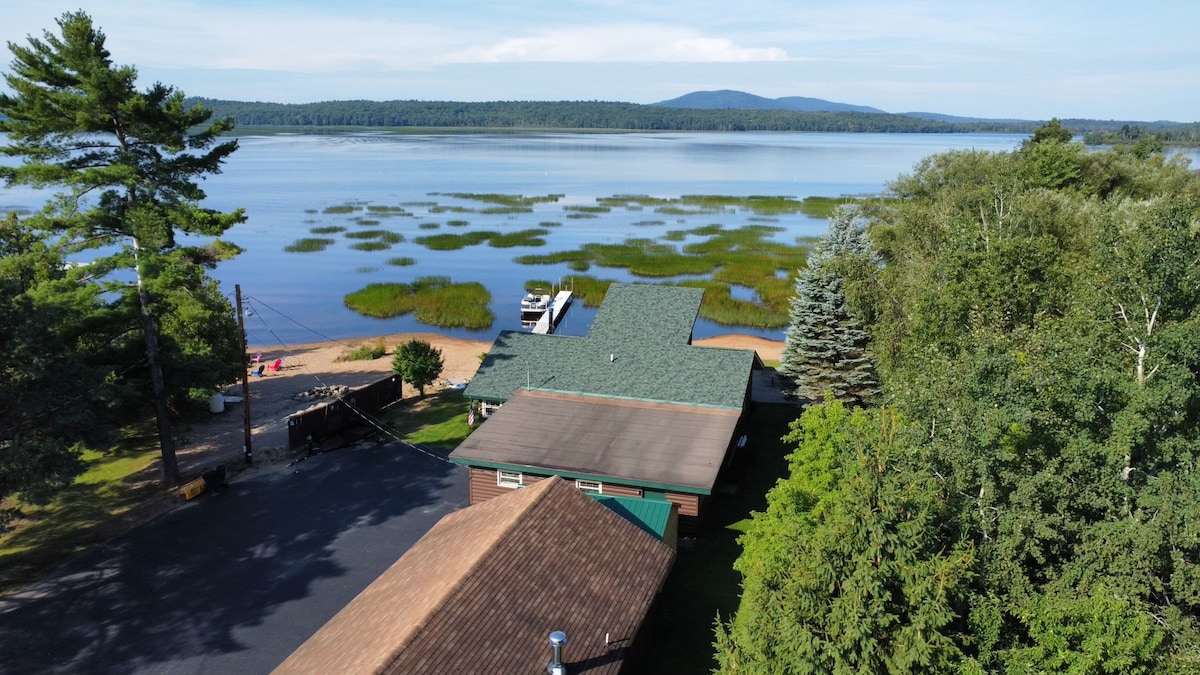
[780, 204, 880, 405]
[0, 12, 246, 484]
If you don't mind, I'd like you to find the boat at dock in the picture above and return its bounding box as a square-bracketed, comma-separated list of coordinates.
[520, 291, 551, 325]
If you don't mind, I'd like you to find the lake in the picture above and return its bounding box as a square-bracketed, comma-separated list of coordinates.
[6, 131, 1169, 349]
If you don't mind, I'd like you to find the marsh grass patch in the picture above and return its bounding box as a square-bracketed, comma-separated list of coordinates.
[415, 231, 497, 251]
[284, 237, 336, 253]
[344, 277, 493, 329]
[488, 228, 551, 248]
[351, 241, 391, 251]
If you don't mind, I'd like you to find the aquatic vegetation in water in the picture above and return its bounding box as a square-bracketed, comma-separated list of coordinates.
[344, 277, 493, 329]
[511, 224, 808, 325]
[418, 222, 441, 229]
[414, 231, 497, 251]
[310, 225, 347, 234]
[432, 192, 563, 208]
[351, 241, 391, 251]
[366, 205, 413, 216]
[323, 204, 361, 214]
[387, 257, 417, 267]
[284, 237, 336, 253]
[798, 195, 856, 219]
[488, 228, 551, 248]
[447, 219, 469, 227]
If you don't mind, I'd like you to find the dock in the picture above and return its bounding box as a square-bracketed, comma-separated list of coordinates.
[532, 290, 573, 334]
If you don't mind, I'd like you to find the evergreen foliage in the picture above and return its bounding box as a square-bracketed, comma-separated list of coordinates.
[721, 122, 1200, 672]
[0, 11, 245, 485]
[780, 205, 880, 405]
[183, 97, 1200, 142]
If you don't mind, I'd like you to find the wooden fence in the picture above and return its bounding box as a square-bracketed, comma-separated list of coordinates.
[285, 375, 404, 450]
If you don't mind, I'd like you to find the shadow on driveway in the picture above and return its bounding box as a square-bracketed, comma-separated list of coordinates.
[0, 441, 467, 675]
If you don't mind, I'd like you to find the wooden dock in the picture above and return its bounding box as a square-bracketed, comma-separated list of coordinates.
[532, 290, 573, 334]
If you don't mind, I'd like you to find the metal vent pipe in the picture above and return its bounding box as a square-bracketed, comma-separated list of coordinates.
[547, 631, 567, 675]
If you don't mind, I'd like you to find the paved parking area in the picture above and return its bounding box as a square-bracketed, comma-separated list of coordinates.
[0, 442, 467, 675]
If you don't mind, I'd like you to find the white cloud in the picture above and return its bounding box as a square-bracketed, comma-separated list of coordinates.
[454, 24, 790, 64]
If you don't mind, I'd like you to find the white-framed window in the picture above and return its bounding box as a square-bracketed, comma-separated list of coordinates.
[575, 479, 602, 494]
[497, 470, 523, 489]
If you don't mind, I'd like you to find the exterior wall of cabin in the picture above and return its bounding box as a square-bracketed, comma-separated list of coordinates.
[467, 467, 707, 534]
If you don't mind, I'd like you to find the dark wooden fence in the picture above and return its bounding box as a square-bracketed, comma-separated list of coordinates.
[286, 375, 404, 450]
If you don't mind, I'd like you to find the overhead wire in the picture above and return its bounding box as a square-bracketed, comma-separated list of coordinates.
[240, 295, 455, 465]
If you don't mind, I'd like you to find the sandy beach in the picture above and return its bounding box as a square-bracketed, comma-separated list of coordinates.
[176, 332, 783, 478]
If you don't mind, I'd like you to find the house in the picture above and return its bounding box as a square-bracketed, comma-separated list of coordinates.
[273, 476, 675, 674]
[453, 283, 761, 531]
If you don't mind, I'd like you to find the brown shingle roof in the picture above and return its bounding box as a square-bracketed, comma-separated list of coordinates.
[451, 389, 742, 493]
[273, 476, 675, 675]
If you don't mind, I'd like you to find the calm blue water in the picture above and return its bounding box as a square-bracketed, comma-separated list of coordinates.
[7, 130, 1143, 347]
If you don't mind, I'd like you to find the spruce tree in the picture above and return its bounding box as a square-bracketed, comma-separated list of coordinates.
[780, 205, 879, 405]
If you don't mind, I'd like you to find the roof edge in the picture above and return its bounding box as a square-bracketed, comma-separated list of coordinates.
[448, 457, 713, 496]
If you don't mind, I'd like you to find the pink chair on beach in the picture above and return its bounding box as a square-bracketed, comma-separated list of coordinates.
[251, 351, 263, 364]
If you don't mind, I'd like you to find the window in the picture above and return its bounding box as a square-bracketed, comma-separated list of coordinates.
[576, 479, 602, 494]
[497, 470, 523, 489]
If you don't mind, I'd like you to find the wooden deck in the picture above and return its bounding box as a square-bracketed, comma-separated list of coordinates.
[531, 290, 573, 334]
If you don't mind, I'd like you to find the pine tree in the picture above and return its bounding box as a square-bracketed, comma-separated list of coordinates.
[0, 12, 245, 484]
[780, 205, 880, 405]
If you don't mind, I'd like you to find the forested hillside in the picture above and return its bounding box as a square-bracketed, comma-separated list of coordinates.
[718, 124, 1200, 672]
[187, 98, 1016, 133]
[187, 98, 1199, 142]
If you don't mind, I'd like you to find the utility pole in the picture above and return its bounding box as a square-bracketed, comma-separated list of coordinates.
[236, 285, 253, 465]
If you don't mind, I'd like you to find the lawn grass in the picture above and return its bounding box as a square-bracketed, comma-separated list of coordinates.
[0, 434, 166, 594]
[379, 390, 474, 447]
[646, 402, 798, 675]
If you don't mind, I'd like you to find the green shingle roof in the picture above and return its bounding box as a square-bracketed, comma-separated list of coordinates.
[464, 283, 757, 410]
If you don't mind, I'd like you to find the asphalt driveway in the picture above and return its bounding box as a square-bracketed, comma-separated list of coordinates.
[0, 442, 468, 675]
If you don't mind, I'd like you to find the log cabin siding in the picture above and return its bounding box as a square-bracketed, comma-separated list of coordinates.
[469, 468, 699, 520]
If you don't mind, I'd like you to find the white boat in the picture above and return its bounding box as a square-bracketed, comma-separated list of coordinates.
[521, 291, 551, 324]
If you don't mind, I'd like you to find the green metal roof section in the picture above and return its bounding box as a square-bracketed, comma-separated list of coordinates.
[464, 283, 756, 410]
[588, 494, 676, 541]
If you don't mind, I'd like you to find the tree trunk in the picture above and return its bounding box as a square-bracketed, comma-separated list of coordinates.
[133, 237, 179, 485]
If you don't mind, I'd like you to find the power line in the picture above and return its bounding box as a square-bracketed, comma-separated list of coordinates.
[241, 296, 454, 465]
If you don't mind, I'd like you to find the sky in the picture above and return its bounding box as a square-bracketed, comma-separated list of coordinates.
[2, 1, 1198, 122]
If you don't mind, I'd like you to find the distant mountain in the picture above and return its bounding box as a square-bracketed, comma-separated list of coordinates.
[654, 90, 886, 114]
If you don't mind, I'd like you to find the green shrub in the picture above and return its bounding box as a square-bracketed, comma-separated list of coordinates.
[341, 338, 387, 361]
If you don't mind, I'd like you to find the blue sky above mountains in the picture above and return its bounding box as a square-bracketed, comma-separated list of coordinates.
[3, 0, 1196, 121]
